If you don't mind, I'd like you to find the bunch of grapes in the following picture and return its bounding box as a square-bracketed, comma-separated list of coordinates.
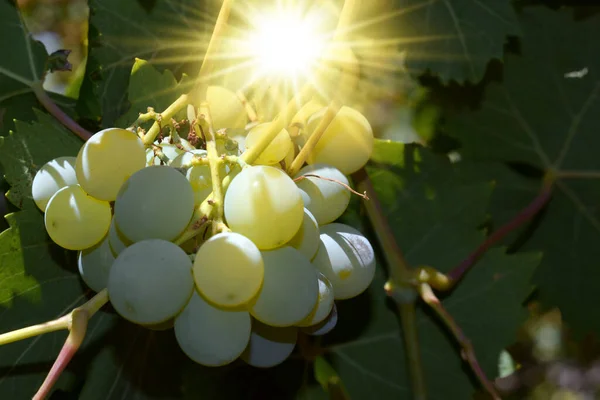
[31, 85, 376, 369]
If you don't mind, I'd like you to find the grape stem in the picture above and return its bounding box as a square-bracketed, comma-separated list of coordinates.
[419, 283, 501, 400]
[0, 289, 109, 399]
[237, 90, 258, 122]
[293, 174, 369, 200]
[32, 84, 93, 142]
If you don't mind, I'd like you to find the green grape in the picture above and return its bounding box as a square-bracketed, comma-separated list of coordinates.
[170, 149, 213, 206]
[77, 235, 114, 292]
[245, 122, 293, 165]
[193, 232, 264, 308]
[207, 85, 247, 130]
[241, 319, 297, 368]
[31, 156, 78, 212]
[44, 185, 112, 250]
[75, 127, 146, 201]
[224, 165, 304, 250]
[312, 223, 376, 300]
[290, 99, 325, 132]
[174, 291, 251, 367]
[114, 166, 194, 242]
[302, 304, 337, 336]
[108, 218, 130, 256]
[297, 272, 334, 327]
[287, 208, 320, 260]
[107, 239, 193, 325]
[250, 246, 319, 327]
[295, 164, 351, 225]
[305, 106, 374, 175]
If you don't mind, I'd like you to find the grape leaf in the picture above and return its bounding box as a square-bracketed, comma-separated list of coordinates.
[0, 110, 83, 210]
[0, 0, 48, 136]
[318, 141, 539, 399]
[392, 0, 520, 83]
[115, 58, 191, 128]
[86, 0, 215, 127]
[445, 7, 600, 334]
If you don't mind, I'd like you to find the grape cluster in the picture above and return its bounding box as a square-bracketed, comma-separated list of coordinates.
[31, 85, 376, 369]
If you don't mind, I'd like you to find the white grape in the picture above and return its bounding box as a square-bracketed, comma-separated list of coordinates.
[305, 106, 374, 175]
[302, 304, 338, 336]
[114, 166, 194, 242]
[312, 223, 376, 300]
[207, 86, 247, 130]
[224, 166, 304, 250]
[108, 218, 130, 256]
[287, 208, 320, 260]
[245, 123, 293, 165]
[295, 164, 351, 225]
[241, 320, 297, 368]
[297, 272, 334, 327]
[31, 156, 78, 212]
[170, 150, 213, 206]
[107, 239, 193, 325]
[174, 291, 251, 366]
[193, 232, 264, 308]
[75, 127, 146, 201]
[250, 246, 318, 327]
[44, 184, 111, 250]
[77, 235, 114, 292]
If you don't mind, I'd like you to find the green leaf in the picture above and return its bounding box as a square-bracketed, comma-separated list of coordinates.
[87, 0, 215, 127]
[445, 7, 600, 334]
[393, 0, 520, 83]
[0, 110, 83, 209]
[115, 58, 191, 128]
[318, 141, 539, 399]
[0, 0, 48, 136]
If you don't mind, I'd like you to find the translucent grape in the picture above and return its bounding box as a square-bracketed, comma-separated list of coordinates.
[302, 304, 338, 336]
[207, 85, 247, 130]
[305, 106, 374, 175]
[174, 291, 251, 366]
[312, 223, 376, 300]
[241, 320, 297, 368]
[75, 127, 146, 201]
[77, 235, 114, 292]
[114, 166, 194, 242]
[31, 156, 78, 212]
[287, 208, 320, 260]
[224, 166, 304, 250]
[290, 99, 325, 133]
[170, 150, 213, 206]
[245, 123, 293, 165]
[250, 246, 318, 326]
[45, 185, 111, 250]
[295, 164, 351, 225]
[193, 232, 264, 308]
[107, 239, 193, 325]
[297, 272, 334, 327]
[108, 218, 130, 256]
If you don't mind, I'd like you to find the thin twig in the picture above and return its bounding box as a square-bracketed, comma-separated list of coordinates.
[419, 283, 501, 400]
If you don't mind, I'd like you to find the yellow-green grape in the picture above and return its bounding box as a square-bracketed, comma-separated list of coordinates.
[241, 320, 297, 368]
[295, 164, 351, 225]
[290, 100, 325, 147]
[224, 166, 304, 250]
[245, 123, 293, 165]
[44, 185, 111, 250]
[270, 144, 295, 171]
[170, 150, 212, 206]
[207, 86, 247, 130]
[108, 218, 131, 256]
[287, 208, 320, 260]
[312, 223, 376, 300]
[193, 232, 264, 308]
[305, 106, 374, 175]
[250, 246, 319, 327]
[174, 291, 251, 367]
[32, 156, 78, 212]
[297, 272, 334, 327]
[75, 127, 146, 201]
[78, 235, 114, 292]
[302, 303, 338, 336]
